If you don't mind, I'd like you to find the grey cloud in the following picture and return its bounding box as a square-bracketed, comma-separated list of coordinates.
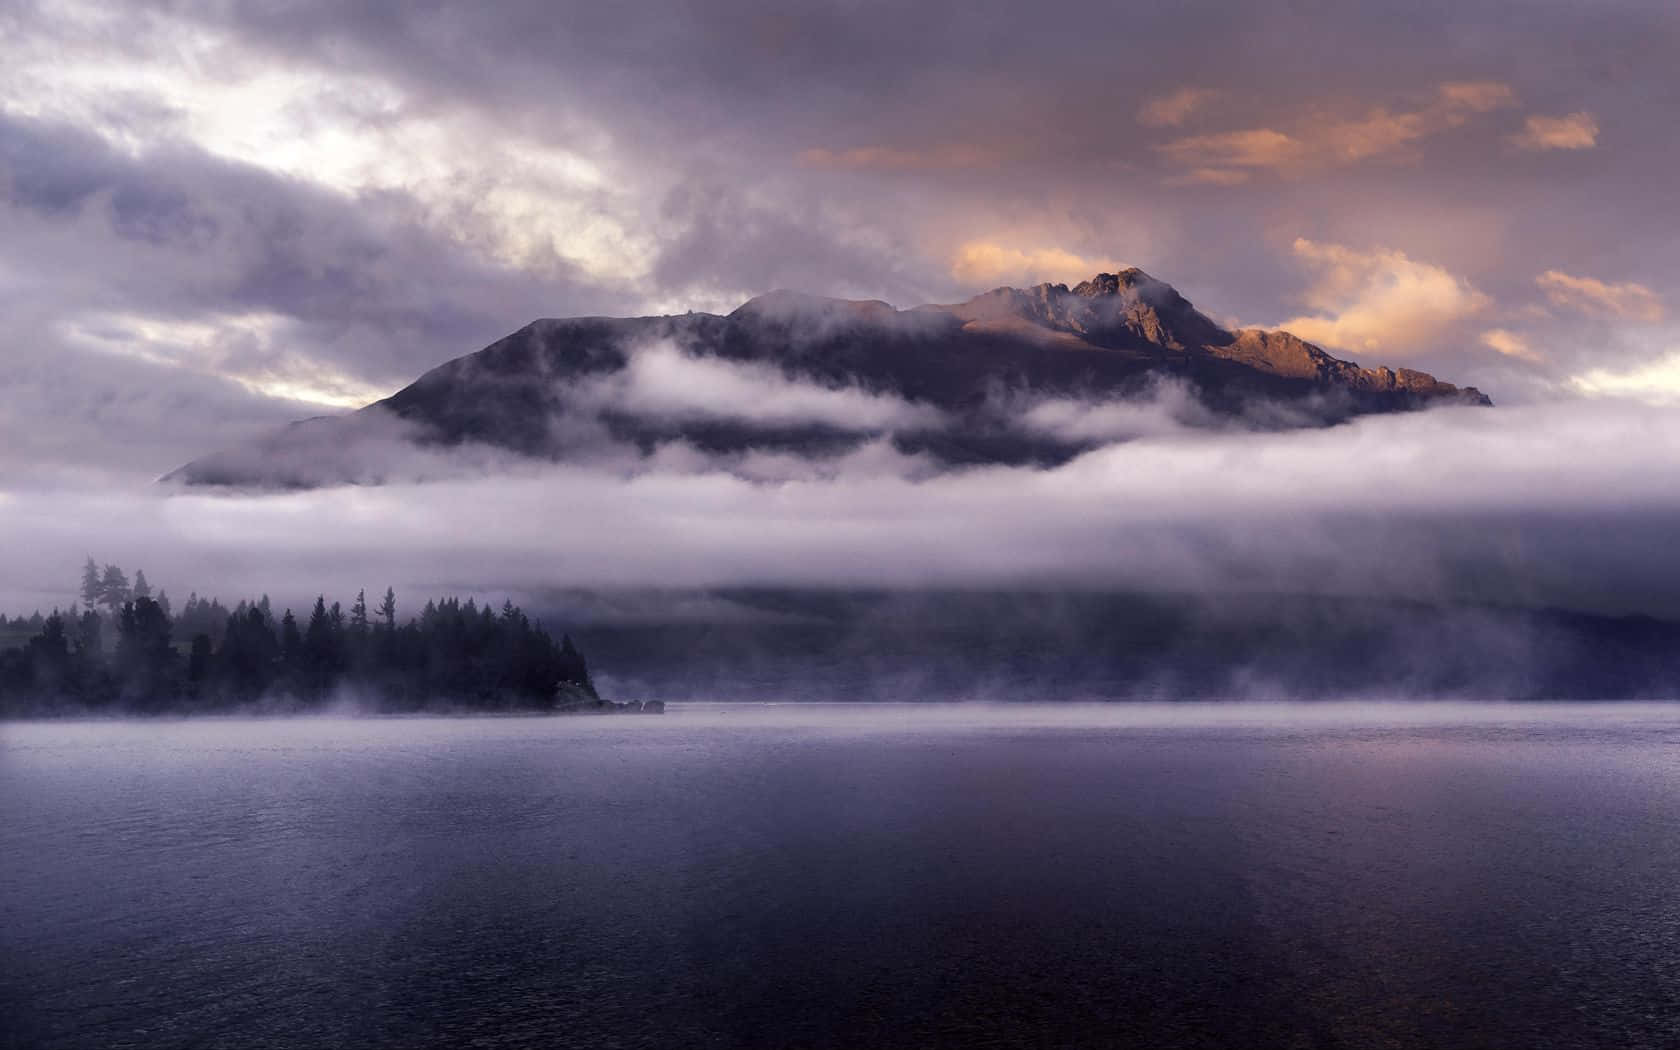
[6, 397, 1680, 621]
[0, 343, 324, 486]
[0, 106, 639, 477]
[0, 111, 622, 376]
[122, 0, 1679, 323]
[3, 0, 1680, 489]
[571, 339, 946, 432]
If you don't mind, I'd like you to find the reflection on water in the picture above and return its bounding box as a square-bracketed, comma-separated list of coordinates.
[4, 704, 1679, 1049]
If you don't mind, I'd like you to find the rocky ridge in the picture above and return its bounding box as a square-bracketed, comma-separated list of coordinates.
[166, 268, 1488, 488]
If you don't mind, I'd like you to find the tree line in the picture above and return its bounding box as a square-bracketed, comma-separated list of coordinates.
[0, 561, 596, 716]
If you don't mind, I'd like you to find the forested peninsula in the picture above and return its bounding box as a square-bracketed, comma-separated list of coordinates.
[0, 560, 657, 717]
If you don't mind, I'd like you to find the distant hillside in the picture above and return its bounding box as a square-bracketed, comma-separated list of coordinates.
[166, 269, 1489, 488]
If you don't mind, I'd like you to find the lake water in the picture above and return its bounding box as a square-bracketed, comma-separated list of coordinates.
[4, 704, 1679, 1049]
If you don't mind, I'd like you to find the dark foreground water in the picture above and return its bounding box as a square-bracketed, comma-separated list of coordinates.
[3, 705, 1679, 1050]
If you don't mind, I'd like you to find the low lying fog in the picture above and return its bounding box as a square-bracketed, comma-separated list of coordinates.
[3, 395, 1679, 617]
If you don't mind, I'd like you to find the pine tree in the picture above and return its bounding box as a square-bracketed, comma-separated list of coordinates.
[74, 608, 102, 657]
[98, 565, 130, 614]
[114, 598, 175, 709]
[132, 570, 151, 599]
[280, 610, 302, 667]
[379, 588, 396, 632]
[80, 557, 102, 609]
[186, 634, 212, 693]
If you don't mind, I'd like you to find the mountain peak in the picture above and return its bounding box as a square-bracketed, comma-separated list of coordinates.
[730, 289, 900, 324]
[167, 264, 1490, 489]
[942, 268, 1227, 351]
[1069, 268, 1154, 297]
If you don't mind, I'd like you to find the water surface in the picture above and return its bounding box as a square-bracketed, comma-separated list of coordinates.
[4, 703, 1679, 1048]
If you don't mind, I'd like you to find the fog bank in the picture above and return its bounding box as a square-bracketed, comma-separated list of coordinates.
[2, 397, 1679, 618]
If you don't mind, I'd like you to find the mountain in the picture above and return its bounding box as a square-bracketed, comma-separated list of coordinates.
[166, 268, 1488, 487]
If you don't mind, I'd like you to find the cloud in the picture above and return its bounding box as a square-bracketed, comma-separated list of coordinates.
[1161, 167, 1252, 187]
[1157, 128, 1306, 173]
[576, 340, 945, 431]
[1569, 351, 1680, 402]
[1480, 328, 1541, 362]
[0, 0, 1672, 482]
[8, 398, 1680, 620]
[950, 241, 1126, 287]
[1155, 81, 1517, 182]
[1275, 239, 1490, 355]
[1136, 88, 1219, 128]
[54, 310, 394, 408]
[1015, 380, 1213, 443]
[796, 144, 1004, 171]
[1510, 112, 1599, 151]
[1537, 270, 1664, 322]
[0, 342, 326, 488]
[1436, 81, 1520, 112]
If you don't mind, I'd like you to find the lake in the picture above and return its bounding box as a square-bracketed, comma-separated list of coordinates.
[4, 704, 1679, 1048]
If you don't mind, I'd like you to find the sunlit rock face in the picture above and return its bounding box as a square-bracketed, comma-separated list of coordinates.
[165, 270, 1489, 488]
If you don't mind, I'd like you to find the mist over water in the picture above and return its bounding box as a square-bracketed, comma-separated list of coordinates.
[7, 396, 1680, 619]
[6, 704, 1679, 1049]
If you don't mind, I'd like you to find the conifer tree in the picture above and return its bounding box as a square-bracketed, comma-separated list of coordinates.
[98, 565, 130, 614]
[80, 558, 102, 609]
[280, 610, 302, 669]
[350, 590, 369, 634]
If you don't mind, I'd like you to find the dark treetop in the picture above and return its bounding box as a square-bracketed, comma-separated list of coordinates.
[1, 564, 598, 716]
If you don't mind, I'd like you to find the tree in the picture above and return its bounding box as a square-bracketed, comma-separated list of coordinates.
[132, 570, 151, 599]
[74, 607, 102, 657]
[280, 610, 302, 669]
[25, 614, 73, 697]
[5, 580, 604, 715]
[213, 607, 279, 701]
[114, 598, 176, 709]
[186, 634, 212, 695]
[558, 634, 593, 693]
[80, 557, 102, 609]
[302, 597, 345, 696]
[98, 565, 130, 614]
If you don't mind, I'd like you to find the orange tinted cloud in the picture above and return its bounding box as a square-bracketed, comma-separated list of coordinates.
[1436, 81, 1518, 112]
[1156, 81, 1516, 183]
[1537, 270, 1663, 321]
[1276, 238, 1490, 354]
[798, 143, 1004, 171]
[1510, 112, 1599, 151]
[1157, 127, 1306, 171]
[1480, 328, 1541, 362]
[951, 241, 1125, 286]
[1162, 167, 1252, 186]
[1136, 87, 1219, 128]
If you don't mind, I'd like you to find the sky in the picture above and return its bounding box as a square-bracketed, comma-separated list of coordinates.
[2, 0, 1679, 617]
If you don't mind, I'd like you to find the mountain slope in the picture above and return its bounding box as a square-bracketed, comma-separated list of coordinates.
[166, 269, 1488, 488]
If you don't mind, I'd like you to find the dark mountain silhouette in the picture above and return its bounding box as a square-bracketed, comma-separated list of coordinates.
[166, 268, 1489, 488]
